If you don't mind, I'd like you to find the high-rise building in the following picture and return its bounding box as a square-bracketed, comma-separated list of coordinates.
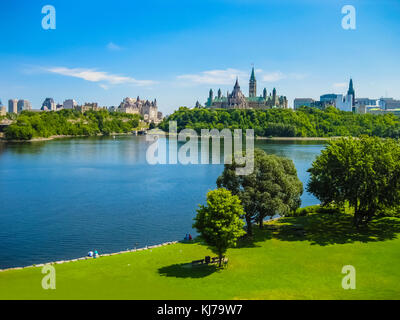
[17, 100, 32, 112]
[8, 99, 18, 114]
[63, 99, 78, 109]
[42, 98, 56, 111]
[0, 100, 6, 116]
[294, 98, 315, 109]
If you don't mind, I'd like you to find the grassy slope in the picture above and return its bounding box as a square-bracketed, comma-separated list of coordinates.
[1, 214, 400, 300]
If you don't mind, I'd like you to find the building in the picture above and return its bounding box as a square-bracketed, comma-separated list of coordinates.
[8, 99, 18, 114]
[0, 100, 6, 116]
[116, 97, 162, 123]
[206, 68, 288, 109]
[379, 98, 400, 110]
[76, 102, 104, 113]
[334, 94, 353, 112]
[63, 99, 78, 110]
[42, 98, 56, 111]
[347, 78, 355, 106]
[294, 98, 315, 109]
[318, 79, 355, 112]
[320, 94, 338, 104]
[17, 100, 32, 112]
[355, 98, 378, 107]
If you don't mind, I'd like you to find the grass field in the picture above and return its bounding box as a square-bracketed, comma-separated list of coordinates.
[1, 213, 400, 300]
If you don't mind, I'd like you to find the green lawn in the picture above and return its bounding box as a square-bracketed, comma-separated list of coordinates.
[1, 213, 400, 300]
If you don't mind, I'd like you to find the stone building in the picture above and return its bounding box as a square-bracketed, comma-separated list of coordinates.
[41, 98, 56, 111]
[116, 97, 162, 123]
[206, 68, 288, 109]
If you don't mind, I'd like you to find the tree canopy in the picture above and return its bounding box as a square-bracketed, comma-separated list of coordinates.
[217, 149, 303, 236]
[159, 106, 400, 138]
[307, 136, 400, 226]
[193, 188, 246, 267]
[4, 109, 142, 140]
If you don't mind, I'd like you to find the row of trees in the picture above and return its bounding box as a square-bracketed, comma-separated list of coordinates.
[193, 137, 400, 266]
[159, 106, 400, 138]
[193, 149, 303, 266]
[4, 109, 141, 140]
[308, 136, 400, 227]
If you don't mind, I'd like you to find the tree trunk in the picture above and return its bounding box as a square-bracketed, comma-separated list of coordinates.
[246, 215, 253, 237]
[258, 217, 264, 229]
[218, 251, 223, 268]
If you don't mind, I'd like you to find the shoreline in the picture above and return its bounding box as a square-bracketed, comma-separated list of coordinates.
[0, 217, 282, 272]
[0, 241, 179, 272]
[0, 132, 141, 143]
[255, 136, 340, 141]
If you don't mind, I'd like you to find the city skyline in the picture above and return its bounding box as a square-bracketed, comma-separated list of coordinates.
[1, 0, 400, 114]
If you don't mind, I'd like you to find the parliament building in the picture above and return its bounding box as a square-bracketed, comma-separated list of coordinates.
[205, 68, 288, 109]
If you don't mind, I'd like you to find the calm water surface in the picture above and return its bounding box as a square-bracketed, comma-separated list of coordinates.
[0, 136, 324, 268]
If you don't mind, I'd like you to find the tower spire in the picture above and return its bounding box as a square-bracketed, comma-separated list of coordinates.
[347, 78, 355, 106]
[249, 66, 257, 97]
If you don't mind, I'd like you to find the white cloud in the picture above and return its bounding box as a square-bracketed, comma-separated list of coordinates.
[177, 68, 248, 85]
[333, 82, 348, 89]
[262, 71, 307, 82]
[262, 71, 286, 82]
[44, 67, 156, 87]
[107, 42, 122, 51]
[177, 68, 307, 86]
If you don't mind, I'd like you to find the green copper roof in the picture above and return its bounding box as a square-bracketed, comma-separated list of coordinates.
[250, 67, 256, 81]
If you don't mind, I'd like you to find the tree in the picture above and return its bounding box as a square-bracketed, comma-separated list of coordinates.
[193, 188, 246, 267]
[217, 149, 303, 235]
[307, 136, 400, 227]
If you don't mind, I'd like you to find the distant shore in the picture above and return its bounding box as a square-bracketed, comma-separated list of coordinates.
[0, 132, 341, 143]
[255, 136, 340, 141]
[0, 132, 138, 143]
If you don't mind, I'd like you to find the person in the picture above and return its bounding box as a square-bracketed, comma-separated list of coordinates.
[189, 234, 192, 241]
[94, 250, 99, 258]
[184, 233, 189, 241]
[88, 251, 93, 258]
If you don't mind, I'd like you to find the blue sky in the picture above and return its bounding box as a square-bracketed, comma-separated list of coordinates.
[0, 0, 399, 114]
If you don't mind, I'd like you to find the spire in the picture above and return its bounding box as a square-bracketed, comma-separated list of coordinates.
[250, 67, 256, 81]
[234, 77, 240, 89]
[347, 78, 355, 106]
[249, 66, 257, 97]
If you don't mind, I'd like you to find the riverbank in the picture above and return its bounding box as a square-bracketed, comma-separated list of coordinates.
[0, 241, 178, 272]
[0, 132, 140, 143]
[1, 213, 399, 299]
[0, 217, 282, 272]
[255, 136, 340, 141]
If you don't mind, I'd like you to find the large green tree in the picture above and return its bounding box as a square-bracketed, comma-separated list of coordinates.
[217, 149, 303, 235]
[307, 136, 400, 227]
[193, 188, 246, 267]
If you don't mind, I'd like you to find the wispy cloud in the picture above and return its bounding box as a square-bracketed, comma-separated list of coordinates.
[177, 68, 307, 86]
[333, 82, 348, 89]
[262, 71, 307, 82]
[177, 68, 248, 85]
[262, 71, 286, 82]
[44, 67, 156, 87]
[107, 42, 123, 51]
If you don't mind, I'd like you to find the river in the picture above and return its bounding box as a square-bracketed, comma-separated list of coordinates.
[0, 136, 325, 268]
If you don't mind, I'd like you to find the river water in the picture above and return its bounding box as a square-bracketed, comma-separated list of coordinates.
[0, 136, 324, 268]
